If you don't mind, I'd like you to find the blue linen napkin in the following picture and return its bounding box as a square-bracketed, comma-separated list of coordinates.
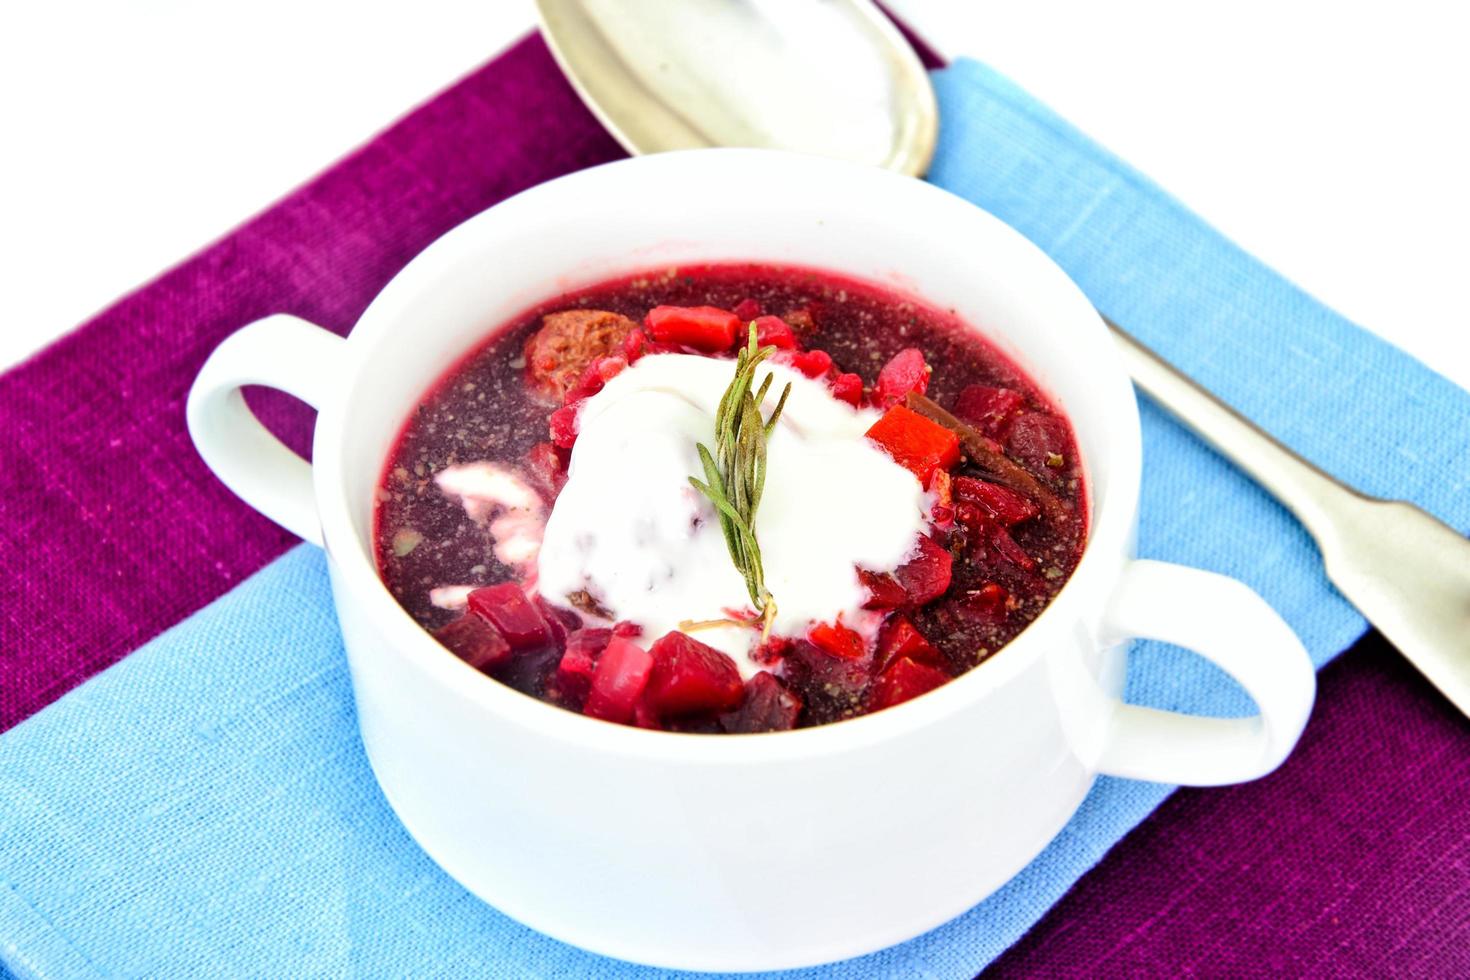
[4, 58, 1469, 979]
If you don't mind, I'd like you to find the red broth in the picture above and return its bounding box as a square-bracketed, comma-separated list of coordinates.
[374, 263, 1087, 731]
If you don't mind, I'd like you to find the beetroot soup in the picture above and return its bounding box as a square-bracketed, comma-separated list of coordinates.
[373, 264, 1087, 732]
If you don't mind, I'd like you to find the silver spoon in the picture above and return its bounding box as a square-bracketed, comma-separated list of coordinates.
[536, 0, 1470, 715]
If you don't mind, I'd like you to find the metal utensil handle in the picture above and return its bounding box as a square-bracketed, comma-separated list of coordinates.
[1108, 317, 1470, 716]
[1107, 319, 1345, 539]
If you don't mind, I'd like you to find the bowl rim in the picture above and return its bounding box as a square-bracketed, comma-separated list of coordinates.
[311, 148, 1142, 763]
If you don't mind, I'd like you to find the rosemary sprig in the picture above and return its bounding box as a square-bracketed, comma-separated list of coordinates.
[688, 324, 792, 636]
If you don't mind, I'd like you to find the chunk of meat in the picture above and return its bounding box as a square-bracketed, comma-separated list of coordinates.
[524, 309, 638, 404]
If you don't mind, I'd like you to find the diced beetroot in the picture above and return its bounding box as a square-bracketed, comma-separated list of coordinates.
[732, 298, 763, 322]
[788, 349, 833, 378]
[869, 656, 951, 712]
[433, 613, 512, 673]
[753, 315, 797, 350]
[622, 328, 647, 363]
[875, 615, 943, 673]
[522, 442, 567, 502]
[781, 639, 871, 724]
[858, 567, 908, 610]
[954, 385, 1026, 436]
[551, 628, 612, 706]
[583, 636, 654, 724]
[1005, 412, 1073, 477]
[549, 405, 578, 449]
[808, 619, 866, 660]
[466, 583, 552, 650]
[828, 372, 863, 406]
[873, 348, 931, 410]
[893, 535, 953, 605]
[749, 635, 792, 667]
[645, 305, 741, 352]
[865, 405, 961, 485]
[534, 596, 580, 650]
[991, 524, 1037, 571]
[952, 476, 1039, 525]
[952, 583, 1010, 626]
[720, 672, 803, 733]
[954, 503, 1037, 572]
[642, 631, 746, 717]
[612, 620, 643, 638]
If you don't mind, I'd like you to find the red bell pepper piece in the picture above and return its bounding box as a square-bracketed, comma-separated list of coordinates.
[644, 305, 741, 352]
[865, 404, 960, 484]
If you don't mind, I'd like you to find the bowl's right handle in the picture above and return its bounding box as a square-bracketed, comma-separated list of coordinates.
[186, 314, 346, 546]
[1095, 559, 1316, 786]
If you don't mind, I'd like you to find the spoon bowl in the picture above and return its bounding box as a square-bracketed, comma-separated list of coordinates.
[535, 0, 938, 176]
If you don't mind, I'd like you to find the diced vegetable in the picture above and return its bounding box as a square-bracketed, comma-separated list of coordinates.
[892, 535, 953, 605]
[952, 476, 1039, 525]
[782, 639, 871, 724]
[732, 298, 762, 321]
[788, 349, 833, 378]
[720, 672, 803, 733]
[753, 315, 797, 350]
[466, 583, 552, 649]
[875, 615, 943, 673]
[865, 405, 960, 484]
[954, 384, 1026, 436]
[828, 372, 863, 407]
[549, 405, 578, 449]
[522, 442, 567, 502]
[642, 631, 745, 717]
[952, 583, 1010, 626]
[808, 619, 866, 660]
[622, 328, 647, 363]
[858, 567, 908, 609]
[1005, 412, 1072, 477]
[645, 305, 741, 352]
[584, 636, 655, 723]
[874, 348, 931, 410]
[955, 502, 1037, 571]
[552, 628, 613, 706]
[433, 613, 512, 672]
[869, 656, 951, 711]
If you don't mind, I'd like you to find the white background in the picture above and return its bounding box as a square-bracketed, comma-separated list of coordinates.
[3, 1, 1466, 391]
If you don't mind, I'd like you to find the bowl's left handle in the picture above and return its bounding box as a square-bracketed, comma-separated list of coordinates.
[186, 314, 346, 546]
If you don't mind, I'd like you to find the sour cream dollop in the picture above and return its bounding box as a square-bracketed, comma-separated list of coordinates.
[536, 353, 928, 676]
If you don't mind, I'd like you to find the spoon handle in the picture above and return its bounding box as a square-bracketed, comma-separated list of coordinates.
[1107, 318, 1470, 717]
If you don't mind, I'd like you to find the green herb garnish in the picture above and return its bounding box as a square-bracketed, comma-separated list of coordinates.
[689, 324, 792, 636]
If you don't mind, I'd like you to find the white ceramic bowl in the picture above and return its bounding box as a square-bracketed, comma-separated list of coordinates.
[187, 149, 1315, 972]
